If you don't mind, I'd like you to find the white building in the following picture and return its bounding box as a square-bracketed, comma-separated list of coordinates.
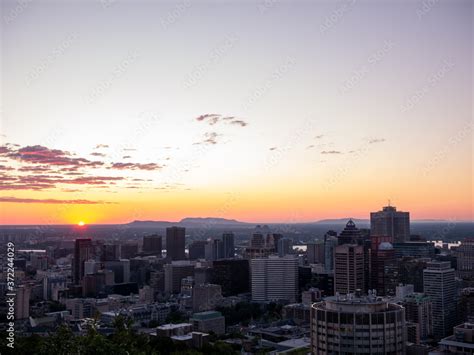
[251, 255, 298, 303]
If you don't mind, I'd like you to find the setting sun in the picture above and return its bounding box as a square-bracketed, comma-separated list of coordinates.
[78, 221, 85, 227]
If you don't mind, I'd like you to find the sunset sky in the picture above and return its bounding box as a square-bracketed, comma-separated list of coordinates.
[1, 0, 472, 224]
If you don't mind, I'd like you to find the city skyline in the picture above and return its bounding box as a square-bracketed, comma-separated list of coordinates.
[1, 0, 472, 224]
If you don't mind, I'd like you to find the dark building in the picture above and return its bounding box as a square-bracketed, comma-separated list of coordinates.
[394, 242, 435, 259]
[370, 236, 397, 296]
[166, 227, 186, 261]
[222, 232, 235, 258]
[121, 243, 138, 259]
[212, 259, 249, 296]
[338, 219, 362, 245]
[100, 244, 120, 261]
[189, 240, 207, 260]
[370, 205, 410, 243]
[73, 238, 92, 284]
[398, 257, 431, 293]
[143, 234, 162, 256]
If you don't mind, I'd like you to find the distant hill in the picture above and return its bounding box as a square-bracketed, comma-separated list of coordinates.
[315, 218, 369, 224]
[179, 217, 248, 225]
[125, 217, 249, 228]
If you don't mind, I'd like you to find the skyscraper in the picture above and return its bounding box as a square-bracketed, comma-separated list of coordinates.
[73, 238, 93, 284]
[403, 293, 433, 344]
[311, 293, 406, 354]
[370, 205, 410, 243]
[251, 255, 299, 303]
[370, 236, 396, 296]
[423, 261, 456, 340]
[334, 244, 365, 295]
[142, 234, 162, 256]
[307, 241, 325, 264]
[453, 238, 474, 279]
[189, 240, 207, 260]
[338, 219, 362, 245]
[222, 232, 235, 258]
[166, 226, 186, 261]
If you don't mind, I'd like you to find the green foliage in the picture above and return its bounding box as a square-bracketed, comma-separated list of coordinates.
[0, 318, 240, 355]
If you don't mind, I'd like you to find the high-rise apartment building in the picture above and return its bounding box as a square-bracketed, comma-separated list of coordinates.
[166, 226, 186, 261]
[370, 205, 410, 243]
[423, 261, 456, 340]
[311, 293, 406, 354]
[251, 255, 299, 303]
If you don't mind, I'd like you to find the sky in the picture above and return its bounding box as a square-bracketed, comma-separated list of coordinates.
[0, 0, 472, 224]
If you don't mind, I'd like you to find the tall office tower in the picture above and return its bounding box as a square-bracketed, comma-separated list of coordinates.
[453, 238, 474, 279]
[166, 226, 186, 261]
[142, 234, 162, 256]
[334, 244, 365, 295]
[189, 240, 207, 260]
[43, 274, 67, 301]
[370, 205, 410, 243]
[310, 293, 406, 354]
[100, 244, 120, 261]
[73, 238, 92, 284]
[370, 236, 396, 296]
[222, 232, 235, 258]
[250, 231, 265, 248]
[15, 285, 31, 319]
[192, 283, 222, 312]
[164, 261, 195, 293]
[104, 259, 130, 283]
[120, 243, 138, 259]
[324, 234, 338, 272]
[205, 238, 223, 261]
[423, 261, 457, 340]
[251, 255, 299, 303]
[212, 259, 250, 296]
[403, 293, 433, 344]
[277, 237, 292, 257]
[338, 219, 362, 245]
[307, 241, 325, 264]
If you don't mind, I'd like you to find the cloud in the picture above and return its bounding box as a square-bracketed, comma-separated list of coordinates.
[306, 145, 315, 149]
[314, 135, 324, 139]
[5, 145, 104, 168]
[0, 174, 125, 191]
[123, 148, 136, 151]
[230, 120, 248, 127]
[94, 144, 109, 149]
[368, 138, 386, 144]
[0, 165, 14, 171]
[193, 132, 219, 145]
[122, 155, 132, 159]
[0, 196, 113, 204]
[18, 166, 53, 173]
[321, 150, 342, 154]
[195, 114, 248, 127]
[110, 162, 162, 171]
[196, 113, 221, 125]
[91, 152, 106, 157]
[269, 147, 277, 151]
[0, 146, 13, 154]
